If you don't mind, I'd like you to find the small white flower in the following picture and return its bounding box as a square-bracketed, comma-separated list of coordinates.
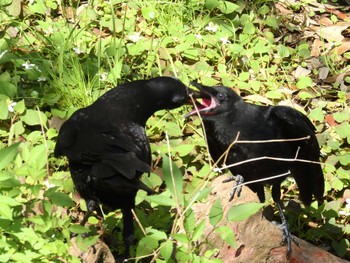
[195, 34, 203, 39]
[345, 198, 350, 209]
[38, 76, 47, 82]
[7, 101, 16, 112]
[149, 11, 155, 19]
[128, 32, 143, 43]
[22, 61, 36, 70]
[73, 47, 85, 54]
[44, 179, 56, 189]
[99, 72, 108, 81]
[339, 198, 350, 216]
[220, 36, 230, 44]
[44, 27, 54, 35]
[205, 22, 218, 32]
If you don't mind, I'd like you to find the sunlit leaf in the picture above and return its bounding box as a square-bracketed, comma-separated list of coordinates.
[227, 202, 265, 222]
[0, 143, 20, 170]
[209, 199, 223, 226]
[160, 240, 173, 261]
[215, 226, 236, 248]
[192, 220, 206, 241]
[162, 155, 183, 202]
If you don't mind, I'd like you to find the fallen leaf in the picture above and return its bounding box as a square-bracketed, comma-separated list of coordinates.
[326, 8, 348, 21]
[311, 38, 322, 57]
[307, 57, 322, 68]
[325, 114, 337, 127]
[319, 67, 330, 80]
[331, 40, 350, 55]
[275, 3, 293, 15]
[294, 66, 311, 79]
[319, 16, 333, 26]
[310, 24, 348, 42]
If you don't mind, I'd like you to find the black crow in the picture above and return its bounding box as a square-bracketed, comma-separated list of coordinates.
[54, 77, 195, 256]
[186, 82, 324, 255]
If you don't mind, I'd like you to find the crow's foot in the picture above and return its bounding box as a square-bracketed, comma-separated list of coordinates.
[222, 174, 244, 201]
[279, 219, 299, 256]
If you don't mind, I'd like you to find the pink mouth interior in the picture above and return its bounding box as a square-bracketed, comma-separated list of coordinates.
[186, 96, 218, 117]
[198, 98, 212, 109]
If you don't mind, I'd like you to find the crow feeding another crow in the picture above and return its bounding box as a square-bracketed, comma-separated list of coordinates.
[186, 82, 324, 255]
[55, 77, 196, 256]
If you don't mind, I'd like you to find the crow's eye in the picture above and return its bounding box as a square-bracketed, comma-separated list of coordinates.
[216, 93, 225, 100]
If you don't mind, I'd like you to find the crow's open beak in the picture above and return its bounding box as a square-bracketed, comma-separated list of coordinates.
[185, 81, 219, 117]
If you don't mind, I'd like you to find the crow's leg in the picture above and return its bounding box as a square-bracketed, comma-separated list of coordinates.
[80, 199, 97, 226]
[121, 207, 134, 258]
[272, 185, 299, 255]
[222, 174, 244, 201]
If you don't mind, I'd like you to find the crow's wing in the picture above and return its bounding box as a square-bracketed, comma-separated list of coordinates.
[55, 112, 151, 180]
[269, 106, 320, 158]
[269, 106, 324, 204]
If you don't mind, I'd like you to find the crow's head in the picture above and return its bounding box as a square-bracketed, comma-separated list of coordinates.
[148, 77, 198, 109]
[186, 82, 242, 117]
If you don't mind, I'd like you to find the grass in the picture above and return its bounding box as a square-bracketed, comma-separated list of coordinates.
[0, 0, 349, 261]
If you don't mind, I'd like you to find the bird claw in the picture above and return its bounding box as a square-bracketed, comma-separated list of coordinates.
[222, 174, 244, 201]
[279, 221, 299, 255]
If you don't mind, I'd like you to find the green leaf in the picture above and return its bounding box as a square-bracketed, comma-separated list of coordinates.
[265, 90, 283, 99]
[160, 240, 173, 261]
[144, 193, 176, 207]
[192, 220, 206, 241]
[338, 154, 350, 166]
[21, 109, 48, 127]
[0, 81, 17, 97]
[162, 155, 183, 202]
[205, 0, 219, 10]
[259, 5, 270, 15]
[76, 234, 99, 251]
[171, 233, 189, 244]
[333, 110, 350, 122]
[309, 107, 324, 122]
[136, 236, 158, 258]
[45, 191, 75, 207]
[0, 143, 20, 170]
[335, 122, 350, 139]
[227, 202, 265, 222]
[28, 144, 47, 170]
[265, 16, 279, 30]
[0, 172, 20, 188]
[188, 187, 213, 203]
[69, 225, 90, 234]
[332, 238, 349, 257]
[278, 44, 291, 58]
[209, 199, 223, 226]
[174, 144, 195, 157]
[0, 195, 21, 206]
[298, 91, 314, 100]
[215, 226, 236, 248]
[0, 99, 8, 120]
[146, 228, 167, 241]
[296, 76, 313, 89]
[297, 43, 311, 58]
[243, 22, 255, 35]
[218, 1, 239, 14]
[184, 208, 195, 234]
[0, 203, 13, 220]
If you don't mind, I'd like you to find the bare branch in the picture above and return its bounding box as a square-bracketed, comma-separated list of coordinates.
[235, 135, 311, 144]
[227, 170, 292, 191]
[214, 155, 323, 173]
